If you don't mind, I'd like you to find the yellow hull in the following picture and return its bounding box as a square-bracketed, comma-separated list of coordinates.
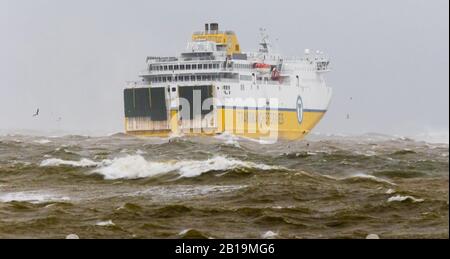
[126, 108, 326, 141]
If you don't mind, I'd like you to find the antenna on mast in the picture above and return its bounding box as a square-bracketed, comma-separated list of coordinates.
[259, 28, 271, 53]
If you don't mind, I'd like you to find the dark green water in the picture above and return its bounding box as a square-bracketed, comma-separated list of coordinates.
[0, 133, 448, 239]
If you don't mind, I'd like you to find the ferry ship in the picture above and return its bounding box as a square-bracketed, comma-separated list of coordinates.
[124, 23, 332, 140]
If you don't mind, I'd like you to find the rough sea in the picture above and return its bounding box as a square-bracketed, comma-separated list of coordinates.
[0, 133, 448, 239]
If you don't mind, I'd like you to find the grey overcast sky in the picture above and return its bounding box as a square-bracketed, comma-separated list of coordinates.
[0, 0, 448, 136]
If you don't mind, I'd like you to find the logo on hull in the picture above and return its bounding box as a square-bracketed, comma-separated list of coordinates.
[296, 96, 304, 124]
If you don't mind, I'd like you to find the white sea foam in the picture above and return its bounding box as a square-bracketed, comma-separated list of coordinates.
[386, 189, 396, 195]
[66, 234, 80, 239]
[40, 158, 99, 168]
[261, 231, 278, 239]
[325, 173, 396, 186]
[178, 229, 191, 236]
[136, 149, 146, 155]
[409, 130, 449, 144]
[366, 234, 380, 239]
[95, 220, 115, 227]
[34, 139, 52, 144]
[93, 155, 277, 180]
[0, 191, 70, 204]
[342, 173, 397, 186]
[132, 185, 247, 200]
[387, 195, 424, 203]
[215, 133, 275, 145]
[215, 133, 241, 148]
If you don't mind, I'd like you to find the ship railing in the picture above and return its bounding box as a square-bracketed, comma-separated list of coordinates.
[193, 31, 235, 36]
[146, 56, 179, 63]
[125, 81, 150, 88]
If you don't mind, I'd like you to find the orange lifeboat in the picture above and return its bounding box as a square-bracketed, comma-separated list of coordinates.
[253, 63, 272, 75]
[253, 63, 271, 69]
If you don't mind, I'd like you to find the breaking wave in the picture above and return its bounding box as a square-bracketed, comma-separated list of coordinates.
[95, 220, 115, 227]
[0, 191, 70, 204]
[325, 173, 397, 186]
[387, 195, 424, 203]
[178, 229, 210, 239]
[261, 231, 279, 239]
[39, 155, 281, 180]
[33, 139, 52, 145]
[409, 130, 449, 144]
[93, 155, 280, 180]
[40, 158, 99, 168]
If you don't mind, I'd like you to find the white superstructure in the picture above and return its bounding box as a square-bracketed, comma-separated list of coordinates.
[124, 23, 332, 140]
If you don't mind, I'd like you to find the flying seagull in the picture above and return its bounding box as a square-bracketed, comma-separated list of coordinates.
[32, 108, 40, 117]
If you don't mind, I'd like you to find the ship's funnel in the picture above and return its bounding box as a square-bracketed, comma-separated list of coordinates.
[205, 23, 209, 33]
[210, 23, 219, 33]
